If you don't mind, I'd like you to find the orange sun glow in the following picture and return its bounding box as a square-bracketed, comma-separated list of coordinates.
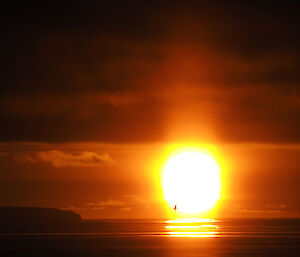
[162, 150, 221, 214]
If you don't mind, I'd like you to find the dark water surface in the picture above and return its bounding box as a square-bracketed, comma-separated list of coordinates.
[1, 218, 300, 256]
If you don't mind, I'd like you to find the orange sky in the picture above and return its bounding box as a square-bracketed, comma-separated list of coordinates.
[0, 2, 300, 219]
[0, 142, 299, 219]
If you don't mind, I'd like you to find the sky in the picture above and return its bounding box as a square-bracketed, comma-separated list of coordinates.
[0, 1, 300, 219]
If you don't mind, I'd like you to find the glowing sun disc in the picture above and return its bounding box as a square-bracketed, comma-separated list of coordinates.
[163, 151, 221, 214]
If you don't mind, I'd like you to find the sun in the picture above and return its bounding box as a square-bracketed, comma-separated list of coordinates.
[163, 150, 221, 214]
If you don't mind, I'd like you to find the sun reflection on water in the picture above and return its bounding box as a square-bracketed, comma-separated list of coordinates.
[165, 218, 219, 237]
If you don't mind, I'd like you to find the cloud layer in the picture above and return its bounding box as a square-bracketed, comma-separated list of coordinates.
[1, 2, 299, 143]
[15, 150, 115, 167]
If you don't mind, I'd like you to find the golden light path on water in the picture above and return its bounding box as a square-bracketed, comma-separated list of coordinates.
[165, 218, 219, 238]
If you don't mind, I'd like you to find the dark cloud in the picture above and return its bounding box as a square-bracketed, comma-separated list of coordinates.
[1, 1, 300, 143]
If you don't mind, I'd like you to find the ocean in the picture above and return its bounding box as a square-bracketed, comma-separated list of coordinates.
[0, 218, 300, 256]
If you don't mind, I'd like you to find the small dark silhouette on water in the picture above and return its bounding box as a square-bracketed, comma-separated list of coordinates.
[174, 204, 177, 211]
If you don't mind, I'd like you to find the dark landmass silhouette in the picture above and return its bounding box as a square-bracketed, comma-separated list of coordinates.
[0, 207, 81, 226]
